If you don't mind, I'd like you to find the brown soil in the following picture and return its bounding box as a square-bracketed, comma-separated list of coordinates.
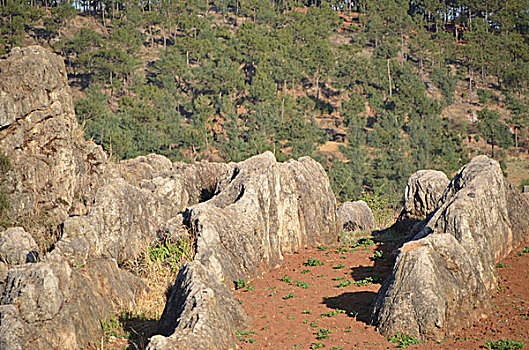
[233, 237, 529, 350]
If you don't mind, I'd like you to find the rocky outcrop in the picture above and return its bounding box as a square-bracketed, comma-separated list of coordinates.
[337, 200, 376, 231]
[187, 151, 339, 283]
[372, 156, 529, 341]
[0, 227, 39, 265]
[401, 170, 449, 218]
[0, 258, 143, 349]
[147, 262, 250, 350]
[149, 152, 340, 349]
[0, 46, 110, 250]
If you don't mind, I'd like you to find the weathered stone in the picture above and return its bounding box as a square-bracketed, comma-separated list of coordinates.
[0, 46, 110, 249]
[148, 261, 250, 350]
[337, 200, 376, 231]
[402, 170, 449, 218]
[188, 151, 340, 282]
[0, 227, 39, 265]
[0, 258, 143, 349]
[372, 156, 529, 341]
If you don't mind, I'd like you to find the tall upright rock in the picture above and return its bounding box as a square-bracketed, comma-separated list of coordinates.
[0, 46, 109, 249]
[372, 156, 529, 341]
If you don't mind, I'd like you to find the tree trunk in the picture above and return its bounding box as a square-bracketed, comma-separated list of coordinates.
[515, 128, 519, 149]
[281, 80, 285, 122]
[387, 58, 392, 98]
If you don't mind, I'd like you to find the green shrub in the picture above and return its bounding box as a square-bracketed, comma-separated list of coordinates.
[484, 339, 526, 350]
[389, 332, 420, 348]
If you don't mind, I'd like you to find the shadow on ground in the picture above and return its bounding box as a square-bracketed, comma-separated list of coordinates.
[120, 313, 158, 349]
[322, 291, 378, 324]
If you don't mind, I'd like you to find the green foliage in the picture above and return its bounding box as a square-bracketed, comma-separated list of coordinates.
[389, 333, 420, 348]
[303, 258, 324, 267]
[234, 279, 247, 290]
[294, 280, 310, 289]
[283, 293, 294, 300]
[353, 277, 374, 286]
[148, 237, 194, 272]
[335, 279, 352, 288]
[0, 153, 11, 228]
[371, 250, 384, 261]
[314, 328, 332, 340]
[484, 339, 526, 350]
[280, 275, 293, 283]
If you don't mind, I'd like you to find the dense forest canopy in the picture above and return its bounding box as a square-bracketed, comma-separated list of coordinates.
[1, 0, 528, 205]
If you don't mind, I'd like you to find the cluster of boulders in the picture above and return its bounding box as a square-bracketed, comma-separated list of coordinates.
[1, 46, 528, 349]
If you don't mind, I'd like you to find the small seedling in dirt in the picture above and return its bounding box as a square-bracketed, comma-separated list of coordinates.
[316, 274, 324, 277]
[265, 286, 276, 290]
[522, 247, 529, 254]
[331, 347, 342, 350]
[261, 326, 269, 330]
[303, 319, 309, 324]
[294, 280, 310, 289]
[235, 329, 257, 342]
[333, 264, 345, 269]
[352, 238, 375, 248]
[301, 269, 311, 274]
[245, 285, 255, 291]
[234, 279, 247, 290]
[310, 343, 324, 349]
[389, 332, 420, 348]
[332, 276, 345, 281]
[371, 250, 384, 260]
[317, 246, 329, 251]
[484, 339, 526, 350]
[304, 257, 324, 266]
[321, 309, 346, 317]
[345, 328, 352, 333]
[281, 275, 293, 283]
[336, 279, 352, 288]
[353, 277, 374, 287]
[283, 293, 295, 300]
[496, 262, 511, 268]
[303, 309, 312, 314]
[315, 328, 332, 340]
[310, 321, 319, 327]
[246, 338, 257, 344]
[336, 247, 349, 254]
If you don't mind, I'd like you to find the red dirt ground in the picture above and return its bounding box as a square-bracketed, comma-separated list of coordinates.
[233, 238, 529, 350]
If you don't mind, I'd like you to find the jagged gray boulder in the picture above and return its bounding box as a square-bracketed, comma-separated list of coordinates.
[337, 200, 376, 231]
[148, 261, 250, 350]
[0, 258, 143, 349]
[402, 170, 449, 218]
[372, 156, 529, 341]
[0, 227, 39, 265]
[187, 151, 340, 282]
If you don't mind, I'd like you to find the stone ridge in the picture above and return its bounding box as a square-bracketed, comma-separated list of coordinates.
[372, 155, 529, 341]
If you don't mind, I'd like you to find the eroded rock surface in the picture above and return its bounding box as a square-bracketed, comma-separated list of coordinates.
[372, 156, 529, 341]
[402, 170, 449, 218]
[337, 200, 376, 231]
[0, 227, 38, 265]
[188, 151, 340, 282]
[148, 261, 250, 350]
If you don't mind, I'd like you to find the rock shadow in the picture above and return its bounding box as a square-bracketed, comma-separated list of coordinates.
[322, 291, 378, 325]
[120, 313, 159, 350]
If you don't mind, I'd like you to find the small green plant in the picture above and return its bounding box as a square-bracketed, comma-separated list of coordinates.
[235, 329, 257, 342]
[301, 269, 311, 274]
[294, 280, 310, 289]
[353, 277, 374, 286]
[497, 262, 511, 268]
[281, 275, 293, 283]
[310, 321, 318, 327]
[352, 237, 375, 248]
[148, 237, 194, 272]
[246, 338, 257, 343]
[283, 293, 295, 300]
[336, 279, 352, 288]
[522, 247, 529, 254]
[303, 309, 312, 314]
[371, 250, 384, 260]
[304, 257, 324, 266]
[389, 332, 420, 349]
[101, 315, 129, 339]
[332, 276, 345, 280]
[317, 245, 329, 251]
[484, 339, 526, 349]
[310, 342, 324, 349]
[315, 328, 332, 340]
[321, 309, 346, 317]
[333, 264, 345, 269]
[234, 279, 247, 290]
[245, 285, 255, 291]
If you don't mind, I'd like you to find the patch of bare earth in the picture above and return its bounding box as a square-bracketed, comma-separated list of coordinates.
[234, 237, 529, 349]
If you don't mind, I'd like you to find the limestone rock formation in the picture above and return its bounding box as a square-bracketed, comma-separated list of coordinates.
[337, 200, 376, 231]
[0, 258, 143, 349]
[372, 156, 529, 341]
[0, 227, 39, 265]
[187, 151, 340, 282]
[402, 170, 449, 218]
[0, 46, 110, 250]
[147, 262, 250, 350]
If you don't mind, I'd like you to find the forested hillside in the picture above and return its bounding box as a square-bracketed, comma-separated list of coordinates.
[1, 0, 528, 204]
